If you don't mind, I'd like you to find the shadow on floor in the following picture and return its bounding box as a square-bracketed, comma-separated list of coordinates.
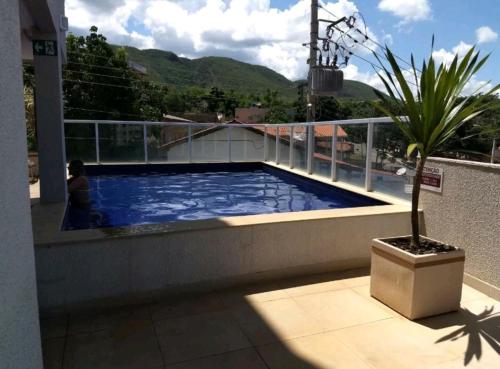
[419, 306, 500, 366]
[41, 268, 372, 369]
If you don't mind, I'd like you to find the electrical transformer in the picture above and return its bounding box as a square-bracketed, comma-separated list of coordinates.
[310, 66, 344, 96]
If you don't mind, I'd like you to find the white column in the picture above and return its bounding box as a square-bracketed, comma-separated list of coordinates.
[264, 127, 268, 161]
[331, 124, 338, 181]
[365, 122, 374, 191]
[227, 126, 232, 162]
[307, 125, 314, 174]
[188, 125, 193, 163]
[0, 1, 43, 368]
[275, 126, 280, 164]
[94, 122, 100, 163]
[142, 124, 148, 163]
[34, 33, 67, 203]
[289, 126, 295, 169]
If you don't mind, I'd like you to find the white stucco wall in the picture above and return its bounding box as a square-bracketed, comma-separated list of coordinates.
[421, 157, 500, 289]
[0, 1, 43, 368]
[162, 127, 266, 162]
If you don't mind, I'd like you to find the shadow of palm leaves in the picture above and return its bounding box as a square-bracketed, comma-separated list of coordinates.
[434, 307, 500, 366]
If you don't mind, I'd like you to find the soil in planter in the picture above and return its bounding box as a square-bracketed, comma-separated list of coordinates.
[386, 236, 457, 255]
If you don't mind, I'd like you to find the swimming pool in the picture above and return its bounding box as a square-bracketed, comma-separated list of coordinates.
[63, 163, 386, 230]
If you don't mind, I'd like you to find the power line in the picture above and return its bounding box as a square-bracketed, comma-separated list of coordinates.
[63, 78, 140, 90]
[333, 43, 418, 88]
[66, 50, 119, 62]
[317, 1, 420, 72]
[62, 78, 252, 102]
[64, 69, 140, 82]
[314, 4, 419, 88]
[65, 106, 145, 117]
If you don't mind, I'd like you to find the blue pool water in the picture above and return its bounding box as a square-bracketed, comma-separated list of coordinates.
[63, 164, 385, 230]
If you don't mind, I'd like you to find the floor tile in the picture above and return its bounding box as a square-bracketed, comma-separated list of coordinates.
[411, 299, 500, 368]
[220, 283, 289, 307]
[339, 275, 371, 288]
[165, 348, 268, 369]
[155, 311, 251, 365]
[232, 298, 324, 345]
[150, 293, 225, 321]
[351, 284, 403, 317]
[41, 316, 68, 339]
[279, 274, 348, 297]
[337, 268, 371, 285]
[68, 305, 151, 335]
[258, 331, 373, 369]
[63, 326, 162, 369]
[460, 284, 490, 303]
[293, 288, 392, 331]
[333, 317, 458, 369]
[43, 338, 65, 369]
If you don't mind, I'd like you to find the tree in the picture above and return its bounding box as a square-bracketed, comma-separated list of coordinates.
[64, 27, 138, 119]
[374, 45, 500, 248]
[293, 83, 307, 121]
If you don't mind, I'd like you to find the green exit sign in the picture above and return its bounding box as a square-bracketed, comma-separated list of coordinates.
[33, 40, 58, 56]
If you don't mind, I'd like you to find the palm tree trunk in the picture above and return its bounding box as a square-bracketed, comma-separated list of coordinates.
[411, 157, 426, 247]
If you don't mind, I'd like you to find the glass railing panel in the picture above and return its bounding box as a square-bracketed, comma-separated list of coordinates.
[64, 123, 96, 162]
[293, 125, 308, 171]
[98, 124, 145, 162]
[278, 127, 290, 166]
[230, 126, 265, 162]
[147, 125, 189, 163]
[267, 126, 277, 163]
[371, 123, 413, 200]
[313, 124, 333, 179]
[191, 125, 229, 162]
[337, 124, 367, 188]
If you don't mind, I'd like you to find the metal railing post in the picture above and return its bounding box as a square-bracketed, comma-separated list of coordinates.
[365, 122, 374, 191]
[188, 125, 193, 163]
[94, 122, 100, 164]
[289, 126, 295, 169]
[331, 124, 338, 181]
[264, 127, 268, 161]
[275, 126, 280, 164]
[143, 124, 148, 163]
[307, 125, 314, 174]
[227, 126, 232, 162]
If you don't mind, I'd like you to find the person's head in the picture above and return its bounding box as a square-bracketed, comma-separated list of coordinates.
[68, 159, 85, 177]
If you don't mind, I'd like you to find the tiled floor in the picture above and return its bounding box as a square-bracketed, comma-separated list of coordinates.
[41, 269, 499, 369]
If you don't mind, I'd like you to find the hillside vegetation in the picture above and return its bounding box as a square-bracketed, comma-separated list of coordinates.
[121, 46, 380, 101]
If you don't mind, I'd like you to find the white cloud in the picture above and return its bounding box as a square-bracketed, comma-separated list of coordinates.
[378, 0, 431, 23]
[65, 0, 382, 81]
[431, 42, 493, 96]
[342, 63, 386, 92]
[432, 41, 474, 66]
[476, 26, 498, 44]
[66, 0, 155, 49]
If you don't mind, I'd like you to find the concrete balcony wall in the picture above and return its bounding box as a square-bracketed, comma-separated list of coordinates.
[421, 157, 500, 297]
[35, 205, 411, 313]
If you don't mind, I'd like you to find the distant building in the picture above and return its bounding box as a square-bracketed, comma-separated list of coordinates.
[235, 107, 269, 124]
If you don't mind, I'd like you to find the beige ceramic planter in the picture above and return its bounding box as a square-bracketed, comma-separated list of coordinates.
[370, 236, 465, 320]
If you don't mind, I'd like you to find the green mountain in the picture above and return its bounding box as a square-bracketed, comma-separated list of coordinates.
[121, 46, 380, 101]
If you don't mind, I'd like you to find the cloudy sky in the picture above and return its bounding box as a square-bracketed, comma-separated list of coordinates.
[66, 0, 499, 94]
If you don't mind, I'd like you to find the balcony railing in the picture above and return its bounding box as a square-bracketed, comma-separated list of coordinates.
[64, 118, 414, 200]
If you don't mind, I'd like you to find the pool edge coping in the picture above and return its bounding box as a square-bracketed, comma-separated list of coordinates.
[32, 161, 412, 248]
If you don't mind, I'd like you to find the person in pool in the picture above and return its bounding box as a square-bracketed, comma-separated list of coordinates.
[67, 159, 91, 209]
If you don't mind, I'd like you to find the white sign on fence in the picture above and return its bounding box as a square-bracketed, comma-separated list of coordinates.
[421, 166, 444, 193]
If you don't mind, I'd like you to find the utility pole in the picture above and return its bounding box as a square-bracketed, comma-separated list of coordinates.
[307, 0, 318, 123]
[306, 0, 318, 173]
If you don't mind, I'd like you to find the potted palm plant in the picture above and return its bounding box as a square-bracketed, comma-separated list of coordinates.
[370, 44, 499, 320]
